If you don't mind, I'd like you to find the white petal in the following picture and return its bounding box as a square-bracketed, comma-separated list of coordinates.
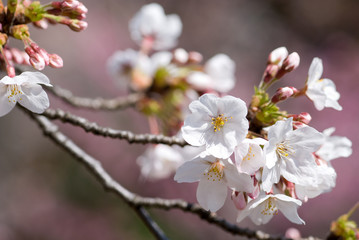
[18, 71, 52, 86]
[275, 195, 305, 224]
[261, 164, 281, 192]
[0, 83, 16, 117]
[224, 160, 254, 193]
[196, 175, 227, 212]
[186, 72, 213, 91]
[307, 57, 323, 85]
[174, 157, 209, 183]
[18, 88, 50, 113]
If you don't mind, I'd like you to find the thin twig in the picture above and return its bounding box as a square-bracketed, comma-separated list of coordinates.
[42, 108, 188, 146]
[26, 111, 295, 240]
[45, 85, 143, 110]
[134, 206, 169, 240]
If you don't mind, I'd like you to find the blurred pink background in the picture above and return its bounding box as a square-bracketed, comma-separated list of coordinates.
[0, 0, 358, 239]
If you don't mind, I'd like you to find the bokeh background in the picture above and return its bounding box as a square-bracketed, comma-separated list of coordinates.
[0, 0, 358, 239]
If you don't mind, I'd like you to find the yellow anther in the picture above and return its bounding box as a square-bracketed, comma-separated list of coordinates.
[211, 114, 232, 132]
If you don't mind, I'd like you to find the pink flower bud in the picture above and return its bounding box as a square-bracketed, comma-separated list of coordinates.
[292, 121, 307, 129]
[289, 112, 312, 125]
[33, 20, 49, 29]
[231, 191, 247, 210]
[188, 51, 203, 64]
[49, 54, 63, 68]
[69, 20, 87, 32]
[268, 46, 288, 65]
[173, 48, 188, 64]
[62, 0, 80, 9]
[6, 65, 15, 78]
[10, 48, 24, 64]
[29, 53, 45, 70]
[262, 64, 279, 83]
[282, 52, 300, 72]
[271, 87, 294, 103]
[75, 2, 88, 14]
[285, 228, 301, 239]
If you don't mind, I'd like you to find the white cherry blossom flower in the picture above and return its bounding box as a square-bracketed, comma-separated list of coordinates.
[137, 144, 184, 180]
[174, 153, 254, 212]
[107, 49, 152, 90]
[316, 127, 352, 161]
[261, 118, 324, 192]
[306, 57, 342, 111]
[187, 54, 236, 93]
[234, 138, 267, 175]
[181, 93, 248, 158]
[237, 194, 305, 225]
[129, 3, 182, 50]
[0, 71, 52, 117]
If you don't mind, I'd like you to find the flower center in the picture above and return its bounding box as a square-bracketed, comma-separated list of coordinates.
[7, 84, 23, 103]
[276, 141, 294, 160]
[204, 160, 224, 182]
[211, 114, 232, 132]
[243, 146, 255, 161]
[261, 197, 278, 216]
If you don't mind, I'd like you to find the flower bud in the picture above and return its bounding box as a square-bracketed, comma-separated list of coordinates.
[268, 46, 288, 65]
[271, 87, 294, 103]
[231, 191, 247, 210]
[11, 25, 30, 40]
[188, 51, 203, 64]
[6, 65, 15, 78]
[282, 52, 300, 72]
[0, 33, 8, 46]
[262, 64, 279, 83]
[49, 54, 63, 68]
[10, 48, 24, 64]
[33, 20, 49, 29]
[173, 48, 188, 64]
[68, 19, 87, 32]
[285, 228, 301, 239]
[292, 121, 307, 129]
[289, 112, 312, 125]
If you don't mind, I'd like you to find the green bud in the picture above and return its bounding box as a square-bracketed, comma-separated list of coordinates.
[25, 1, 45, 22]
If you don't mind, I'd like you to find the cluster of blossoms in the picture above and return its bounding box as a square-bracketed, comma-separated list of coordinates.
[0, 0, 87, 117]
[107, 4, 353, 226]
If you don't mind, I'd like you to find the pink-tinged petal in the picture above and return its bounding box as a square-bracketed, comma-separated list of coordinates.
[239, 143, 265, 175]
[0, 83, 16, 117]
[232, 191, 247, 210]
[196, 175, 227, 212]
[307, 57, 323, 85]
[18, 89, 50, 113]
[269, 47, 288, 65]
[174, 157, 209, 183]
[234, 142, 250, 168]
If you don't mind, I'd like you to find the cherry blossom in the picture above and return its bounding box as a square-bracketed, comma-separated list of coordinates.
[181, 93, 248, 158]
[186, 54, 236, 93]
[129, 3, 182, 51]
[237, 194, 305, 225]
[174, 153, 254, 212]
[306, 57, 342, 111]
[261, 118, 324, 192]
[0, 71, 52, 117]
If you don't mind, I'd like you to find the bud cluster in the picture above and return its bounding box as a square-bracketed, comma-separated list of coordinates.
[0, 0, 88, 75]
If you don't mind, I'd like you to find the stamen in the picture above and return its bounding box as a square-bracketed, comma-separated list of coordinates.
[261, 197, 278, 216]
[276, 141, 294, 160]
[7, 84, 23, 103]
[211, 114, 232, 132]
[203, 160, 224, 182]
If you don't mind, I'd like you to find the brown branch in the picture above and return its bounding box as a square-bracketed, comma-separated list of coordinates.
[45, 85, 143, 110]
[26, 111, 297, 240]
[42, 108, 188, 146]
